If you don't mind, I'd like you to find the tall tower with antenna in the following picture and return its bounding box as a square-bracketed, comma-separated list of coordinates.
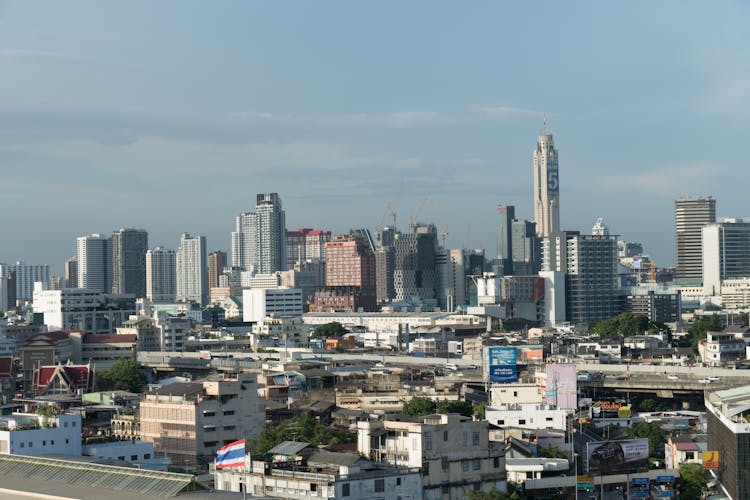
[532, 126, 560, 238]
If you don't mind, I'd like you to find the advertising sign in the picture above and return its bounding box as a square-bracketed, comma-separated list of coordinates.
[545, 363, 577, 410]
[629, 492, 649, 499]
[630, 477, 650, 485]
[656, 476, 675, 483]
[576, 476, 594, 491]
[702, 450, 719, 469]
[488, 347, 517, 383]
[586, 439, 649, 474]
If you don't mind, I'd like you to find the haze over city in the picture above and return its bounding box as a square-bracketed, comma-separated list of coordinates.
[3, 1, 750, 270]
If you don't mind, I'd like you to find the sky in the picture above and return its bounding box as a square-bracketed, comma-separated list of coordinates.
[2, 1, 750, 273]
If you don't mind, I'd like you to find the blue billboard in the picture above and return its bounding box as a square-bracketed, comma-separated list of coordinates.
[488, 347, 517, 383]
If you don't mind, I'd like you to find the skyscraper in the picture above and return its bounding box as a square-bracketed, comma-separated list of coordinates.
[286, 228, 331, 269]
[255, 193, 286, 274]
[375, 227, 396, 303]
[533, 132, 560, 238]
[76, 234, 112, 293]
[146, 247, 177, 302]
[207, 250, 227, 290]
[393, 224, 438, 303]
[64, 257, 78, 288]
[111, 228, 148, 297]
[323, 236, 377, 310]
[701, 218, 750, 295]
[496, 205, 516, 275]
[0, 262, 50, 302]
[231, 212, 256, 271]
[675, 196, 716, 282]
[176, 234, 208, 305]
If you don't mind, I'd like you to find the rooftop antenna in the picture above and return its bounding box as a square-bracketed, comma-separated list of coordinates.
[543, 114, 548, 133]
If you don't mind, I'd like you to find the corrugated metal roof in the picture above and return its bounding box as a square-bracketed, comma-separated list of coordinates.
[0, 454, 198, 497]
[267, 441, 312, 456]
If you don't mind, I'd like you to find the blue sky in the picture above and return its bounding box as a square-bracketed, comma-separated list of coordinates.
[1, 1, 749, 272]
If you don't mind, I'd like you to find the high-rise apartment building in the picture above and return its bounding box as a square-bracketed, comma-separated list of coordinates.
[496, 205, 515, 275]
[436, 248, 466, 311]
[702, 218, 750, 295]
[675, 196, 716, 282]
[207, 251, 227, 290]
[176, 234, 208, 305]
[0, 262, 50, 302]
[255, 193, 286, 274]
[511, 219, 540, 275]
[76, 234, 112, 293]
[286, 228, 331, 269]
[375, 227, 396, 303]
[393, 224, 438, 304]
[146, 247, 177, 302]
[323, 236, 377, 311]
[231, 211, 256, 271]
[111, 228, 148, 297]
[532, 132, 560, 238]
[543, 230, 621, 326]
[64, 257, 78, 288]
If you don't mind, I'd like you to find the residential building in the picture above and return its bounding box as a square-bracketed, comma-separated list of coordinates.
[76, 234, 112, 293]
[485, 403, 568, 431]
[146, 246, 177, 302]
[251, 315, 308, 349]
[0, 412, 82, 456]
[532, 132, 560, 238]
[623, 289, 680, 323]
[286, 228, 331, 269]
[207, 251, 227, 290]
[675, 196, 716, 282]
[64, 257, 78, 288]
[375, 226, 396, 303]
[216, 443, 423, 500]
[702, 218, 750, 295]
[436, 249, 466, 312]
[255, 193, 287, 273]
[0, 262, 50, 303]
[323, 236, 377, 311]
[140, 373, 265, 472]
[243, 288, 303, 323]
[357, 414, 505, 499]
[511, 219, 540, 275]
[176, 233, 208, 305]
[664, 435, 706, 469]
[698, 328, 750, 366]
[0, 271, 6, 312]
[393, 224, 438, 304]
[231, 211, 256, 271]
[111, 228, 148, 297]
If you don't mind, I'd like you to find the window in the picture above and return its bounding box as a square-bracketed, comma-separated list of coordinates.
[72, 422, 76, 427]
[442, 484, 450, 494]
[473, 459, 480, 471]
[498, 420, 505, 425]
[473, 483, 481, 491]
[42, 441, 46, 446]
[223, 425, 236, 431]
[310, 484, 317, 492]
[28, 442, 32, 448]
[374, 479, 384, 492]
[203, 411, 216, 417]
[64, 422, 68, 428]
[144, 454, 151, 459]
[223, 410, 235, 416]
[518, 419, 526, 425]
[19, 442, 24, 449]
[441, 456, 449, 471]
[342, 483, 350, 497]
[65, 439, 69, 444]
[396, 478, 401, 486]
[51, 440, 54, 445]
[472, 432, 480, 446]
[443, 431, 448, 442]
[131, 455, 138, 461]
[494, 457, 500, 468]
[462, 460, 469, 472]
[118, 456, 125, 461]
[462, 431, 468, 447]
[424, 432, 432, 451]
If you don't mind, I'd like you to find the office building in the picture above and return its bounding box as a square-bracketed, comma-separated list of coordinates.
[76, 234, 112, 293]
[207, 250, 227, 290]
[393, 224, 438, 304]
[146, 247, 177, 302]
[543, 230, 621, 326]
[255, 193, 286, 273]
[176, 234, 208, 305]
[511, 219, 540, 275]
[242, 287, 303, 322]
[436, 248, 466, 311]
[64, 257, 78, 288]
[675, 196, 716, 282]
[702, 219, 750, 295]
[496, 205, 515, 275]
[375, 227, 396, 303]
[705, 386, 750, 499]
[231, 211, 256, 271]
[0, 272, 6, 312]
[532, 132, 560, 238]
[32, 288, 136, 333]
[0, 262, 50, 303]
[323, 236, 377, 310]
[286, 228, 331, 269]
[111, 228, 148, 297]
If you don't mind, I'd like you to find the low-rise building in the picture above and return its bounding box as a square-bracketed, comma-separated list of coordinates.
[0, 412, 82, 456]
[32, 288, 136, 334]
[243, 287, 303, 323]
[357, 414, 505, 499]
[485, 403, 568, 431]
[705, 385, 750, 499]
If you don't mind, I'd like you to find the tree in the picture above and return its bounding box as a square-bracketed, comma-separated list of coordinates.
[679, 463, 708, 500]
[436, 400, 474, 417]
[251, 414, 355, 455]
[539, 446, 566, 459]
[312, 322, 349, 339]
[592, 313, 651, 338]
[682, 315, 723, 353]
[473, 402, 487, 421]
[467, 487, 519, 500]
[627, 422, 665, 457]
[403, 396, 437, 416]
[97, 359, 147, 393]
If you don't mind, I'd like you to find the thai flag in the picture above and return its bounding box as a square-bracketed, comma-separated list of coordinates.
[216, 439, 246, 469]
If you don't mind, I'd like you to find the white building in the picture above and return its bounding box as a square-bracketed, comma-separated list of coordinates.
[231, 211, 257, 271]
[540, 270, 565, 327]
[0, 412, 82, 456]
[251, 315, 308, 349]
[146, 247, 176, 302]
[490, 383, 543, 406]
[361, 331, 399, 350]
[243, 287, 303, 323]
[0, 261, 50, 303]
[486, 403, 568, 431]
[533, 132, 560, 238]
[82, 440, 170, 471]
[176, 233, 208, 306]
[702, 219, 750, 296]
[32, 287, 136, 334]
[76, 234, 112, 294]
[357, 414, 505, 500]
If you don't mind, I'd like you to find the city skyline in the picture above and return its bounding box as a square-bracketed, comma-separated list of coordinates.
[3, 2, 750, 271]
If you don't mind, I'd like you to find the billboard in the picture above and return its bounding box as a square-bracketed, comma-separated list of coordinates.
[702, 450, 719, 469]
[586, 439, 649, 474]
[545, 363, 577, 410]
[488, 347, 517, 383]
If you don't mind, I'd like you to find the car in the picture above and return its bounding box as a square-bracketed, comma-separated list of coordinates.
[708, 376, 721, 381]
[667, 374, 679, 380]
[445, 363, 458, 371]
[699, 378, 711, 384]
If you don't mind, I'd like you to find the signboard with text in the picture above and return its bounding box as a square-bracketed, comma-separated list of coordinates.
[488, 347, 517, 383]
[702, 450, 719, 469]
[586, 439, 649, 474]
